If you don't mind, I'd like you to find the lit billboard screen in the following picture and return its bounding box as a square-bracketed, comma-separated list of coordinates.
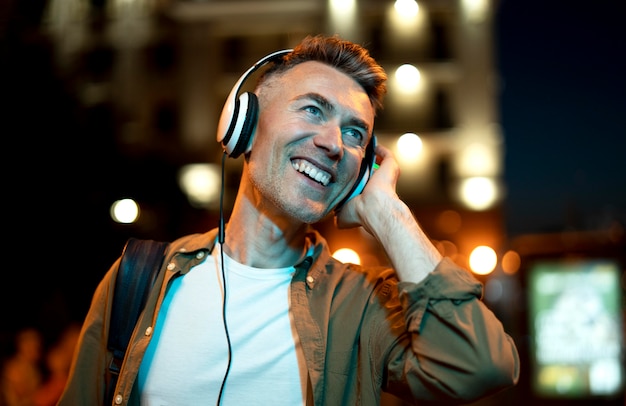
[528, 259, 624, 399]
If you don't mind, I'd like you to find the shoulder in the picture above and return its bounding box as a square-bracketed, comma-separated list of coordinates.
[167, 229, 220, 255]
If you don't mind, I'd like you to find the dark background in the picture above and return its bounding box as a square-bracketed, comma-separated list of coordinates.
[496, 0, 626, 236]
[1, 3, 625, 404]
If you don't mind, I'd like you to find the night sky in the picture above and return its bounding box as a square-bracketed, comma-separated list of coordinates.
[496, 0, 626, 237]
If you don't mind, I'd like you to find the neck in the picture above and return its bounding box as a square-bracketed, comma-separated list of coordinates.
[223, 197, 311, 269]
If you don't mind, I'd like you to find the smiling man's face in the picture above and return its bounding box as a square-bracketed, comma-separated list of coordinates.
[245, 61, 375, 224]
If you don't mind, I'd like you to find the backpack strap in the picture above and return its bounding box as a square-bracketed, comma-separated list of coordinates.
[106, 237, 169, 404]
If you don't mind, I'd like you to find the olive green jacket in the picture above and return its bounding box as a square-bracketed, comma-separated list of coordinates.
[58, 228, 519, 405]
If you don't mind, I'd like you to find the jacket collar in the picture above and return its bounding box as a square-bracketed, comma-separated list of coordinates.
[170, 228, 333, 279]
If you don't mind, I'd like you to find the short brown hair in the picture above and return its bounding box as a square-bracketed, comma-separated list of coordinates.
[258, 34, 387, 114]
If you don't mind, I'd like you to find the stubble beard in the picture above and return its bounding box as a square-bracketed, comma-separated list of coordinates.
[251, 171, 330, 225]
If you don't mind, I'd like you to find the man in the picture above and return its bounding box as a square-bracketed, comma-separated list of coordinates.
[59, 34, 519, 405]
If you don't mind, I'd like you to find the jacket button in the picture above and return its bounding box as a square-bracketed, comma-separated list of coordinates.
[306, 276, 314, 283]
[167, 262, 176, 271]
[114, 394, 123, 404]
[196, 251, 205, 259]
[145, 326, 153, 336]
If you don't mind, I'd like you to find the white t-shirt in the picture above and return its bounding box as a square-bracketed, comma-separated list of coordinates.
[138, 244, 306, 405]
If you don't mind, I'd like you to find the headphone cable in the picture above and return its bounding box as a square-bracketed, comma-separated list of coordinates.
[216, 151, 232, 405]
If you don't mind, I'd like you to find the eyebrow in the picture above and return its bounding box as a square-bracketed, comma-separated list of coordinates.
[297, 92, 371, 134]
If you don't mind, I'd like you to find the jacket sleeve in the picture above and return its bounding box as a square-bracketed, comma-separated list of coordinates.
[57, 261, 119, 406]
[381, 257, 520, 403]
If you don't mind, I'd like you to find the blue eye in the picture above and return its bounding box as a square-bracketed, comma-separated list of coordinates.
[343, 128, 365, 146]
[304, 105, 322, 116]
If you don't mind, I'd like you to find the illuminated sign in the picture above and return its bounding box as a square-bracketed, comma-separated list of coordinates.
[528, 259, 624, 399]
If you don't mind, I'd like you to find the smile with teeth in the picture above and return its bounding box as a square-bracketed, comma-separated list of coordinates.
[291, 159, 331, 186]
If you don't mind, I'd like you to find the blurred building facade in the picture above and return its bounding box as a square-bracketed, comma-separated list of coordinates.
[42, 0, 507, 271]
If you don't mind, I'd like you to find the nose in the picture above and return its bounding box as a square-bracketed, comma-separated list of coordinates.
[314, 124, 343, 158]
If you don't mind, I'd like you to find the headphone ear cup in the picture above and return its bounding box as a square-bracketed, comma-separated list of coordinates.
[334, 135, 377, 212]
[217, 49, 292, 158]
[223, 92, 259, 158]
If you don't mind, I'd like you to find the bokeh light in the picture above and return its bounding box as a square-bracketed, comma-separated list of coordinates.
[469, 245, 497, 275]
[110, 198, 139, 224]
[332, 248, 361, 265]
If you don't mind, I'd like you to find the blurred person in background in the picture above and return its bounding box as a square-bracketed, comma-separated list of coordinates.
[32, 324, 80, 406]
[0, 328, 43, 406]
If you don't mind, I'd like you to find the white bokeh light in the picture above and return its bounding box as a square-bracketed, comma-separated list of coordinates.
[459, 176, 497, 210]
[396, 132, 423, 163]
[178, 163, 221, 208]
[394, 64, 421, 93]
[394, 0, 419, 17]
[110, 198, 139, 224]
